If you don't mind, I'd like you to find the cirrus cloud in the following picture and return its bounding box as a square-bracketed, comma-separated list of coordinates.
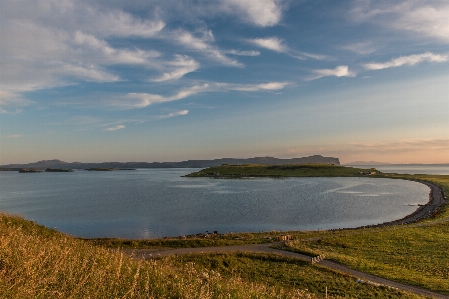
[158, 110, 189, 119]
[110, 81, 289, 109]
[364, 52, 448, 70]
[151, 55, 199, 82]
[248, 37, 329, 60]
[308, 66, 356, 81]
[351, 1, 449, 43]
[104, 125, 126, 131]
[249, 37, 286, 52]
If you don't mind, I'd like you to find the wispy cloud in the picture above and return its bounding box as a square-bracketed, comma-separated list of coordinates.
[351, 1, 449, 43]
[248, 37, 329, 60]
[232, 82, 289, 91]
[341, 42, 378, 55]
[249, 37, 286, 52]
[0, 91, 32, 113]
[226, 50, 260, 56]
[158, 110, 189, 119]
[5, 134, 22, 139]
[111, 81, 289, 109]
[364, 52, 448, 70]
[104, 125, 126, 131]
[73, 31, 160, 65]
[308, 66, 356, 80]
[0, 0, 168, 100]
[151, 55, 199, 82]
[174, 30, 242, 67]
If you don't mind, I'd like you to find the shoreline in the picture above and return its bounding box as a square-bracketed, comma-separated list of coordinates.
[175, 179, 447, 238]
[350, 180, 446, 230]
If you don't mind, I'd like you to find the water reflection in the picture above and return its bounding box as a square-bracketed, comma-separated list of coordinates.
[0, 169, 430, 239]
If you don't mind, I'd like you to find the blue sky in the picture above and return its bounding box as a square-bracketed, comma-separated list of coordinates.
[1, 0, 448, 164]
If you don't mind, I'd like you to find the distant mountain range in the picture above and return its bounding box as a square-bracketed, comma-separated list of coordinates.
[1, 155, 340, 170]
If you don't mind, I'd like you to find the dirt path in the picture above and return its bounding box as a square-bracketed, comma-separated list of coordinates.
[127, 242, 448, 299]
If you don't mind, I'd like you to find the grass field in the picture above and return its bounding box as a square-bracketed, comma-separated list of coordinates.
[0, 213, 427, 298]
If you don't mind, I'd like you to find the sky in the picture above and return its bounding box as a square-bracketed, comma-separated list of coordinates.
[0, 0, 448, 165]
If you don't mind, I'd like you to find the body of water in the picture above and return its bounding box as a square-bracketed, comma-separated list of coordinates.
[348, 164, 449, 175]
[0, 168, 431, 238]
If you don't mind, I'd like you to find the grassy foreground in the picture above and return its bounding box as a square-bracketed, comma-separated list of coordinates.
[0, 213, 320, 299]
[0, 213, 425, 298]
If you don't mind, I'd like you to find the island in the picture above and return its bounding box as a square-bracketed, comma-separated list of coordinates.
[44, 168, 74, 172]
[185, 163, 378, 178]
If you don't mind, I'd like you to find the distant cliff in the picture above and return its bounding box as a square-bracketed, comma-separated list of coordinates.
[1, 155, 340, 170]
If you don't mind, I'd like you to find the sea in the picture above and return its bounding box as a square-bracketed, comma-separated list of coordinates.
[1, 164, 445, 239]
[348, 164, 449, 176]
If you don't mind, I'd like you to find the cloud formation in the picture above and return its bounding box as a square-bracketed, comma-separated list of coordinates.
[174, 30, 241, 67]
[309, 66, 356, 80]
[0, 0, 166, 103]
[112, 81, 289, 109]
[249, 37, 286, 52]
[351, 1, 449, 43]
[104, 125, 126, 131]
[364, 52, 448, 70]
[248, 37, 329, 60]
[221, 0, 283, 27]
[158, 110, 189, 119]
[341, 42, 377, 55]
[151, 55, 199, 82]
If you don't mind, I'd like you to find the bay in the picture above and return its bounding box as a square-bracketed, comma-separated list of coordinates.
[0, 168, 430, 239]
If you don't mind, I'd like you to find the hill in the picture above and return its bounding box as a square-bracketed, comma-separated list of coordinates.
[0, 155, 340, 170]
[185, 164, 375, 178]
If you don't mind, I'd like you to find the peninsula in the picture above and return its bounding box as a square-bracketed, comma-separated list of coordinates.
[185, 163, 376, 177]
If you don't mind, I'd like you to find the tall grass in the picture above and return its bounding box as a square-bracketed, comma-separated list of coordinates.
[0, 213, 327, 299]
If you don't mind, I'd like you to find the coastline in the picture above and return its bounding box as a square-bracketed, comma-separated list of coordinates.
[354, 180, 446, 229]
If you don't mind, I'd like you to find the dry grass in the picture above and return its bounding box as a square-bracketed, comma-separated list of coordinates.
[0, 213, 327, 299]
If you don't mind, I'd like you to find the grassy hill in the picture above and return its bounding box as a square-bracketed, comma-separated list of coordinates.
[0, 212, 426, 298]
[185, 164, 377, 177]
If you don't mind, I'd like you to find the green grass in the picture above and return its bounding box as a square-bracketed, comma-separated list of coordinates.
[1, 213, 331, 299]
[89, 230, 328, 249]
[285, 174, 449, 295]
[0, 212, 426, 298]
[185, 164, 377, 178]
[168, 253, 424, 299]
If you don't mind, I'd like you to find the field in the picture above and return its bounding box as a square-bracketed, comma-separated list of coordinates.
[0, 212, 427, 298]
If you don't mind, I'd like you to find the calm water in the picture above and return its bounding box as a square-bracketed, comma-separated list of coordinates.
[349, 164, 449, 175]
[0, 169, 431, 238]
